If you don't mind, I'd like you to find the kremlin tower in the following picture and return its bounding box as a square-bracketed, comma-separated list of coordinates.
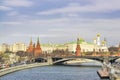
[27, 37, 42, 58]
[34, 37, 42, 58]
[26, 38, 34, 54]
[75, 38, 81, 56]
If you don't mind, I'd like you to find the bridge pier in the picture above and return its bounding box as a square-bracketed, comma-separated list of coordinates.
[47, 57, 53, 65]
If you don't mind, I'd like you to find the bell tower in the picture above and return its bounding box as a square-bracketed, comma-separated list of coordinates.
[97, 33, 101, 46]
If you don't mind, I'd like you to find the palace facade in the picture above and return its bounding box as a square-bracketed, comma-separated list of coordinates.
[66, 34, 108, 53]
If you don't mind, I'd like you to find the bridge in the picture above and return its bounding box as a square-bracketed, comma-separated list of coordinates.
[35, 56, 120, 65]
[52, 56, 104, 65]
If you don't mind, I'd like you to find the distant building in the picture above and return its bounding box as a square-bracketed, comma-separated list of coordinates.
[26, 37, 42, 58]
[26, 34, 108, 55]
[41, 44, 56, 53]
[34, 38, 42, 57]
[66, 34, 108, 53]
[11, 42, 27, 52]
[0, 43, 10, 53]
[75, 38, 81, 56]
[26, 38, 34, 53]
[41, 44, 67, 54]
[9, 53, 19, 64]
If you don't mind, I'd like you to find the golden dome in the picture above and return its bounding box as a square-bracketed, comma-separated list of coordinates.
[97, 33, 100, 37]
[102, 41, 105, 44]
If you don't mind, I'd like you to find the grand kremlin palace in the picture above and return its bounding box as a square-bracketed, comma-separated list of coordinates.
[41, 34, 108, 53]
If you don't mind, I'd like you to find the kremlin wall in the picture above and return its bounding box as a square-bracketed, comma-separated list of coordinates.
[0, 34, 111, 54]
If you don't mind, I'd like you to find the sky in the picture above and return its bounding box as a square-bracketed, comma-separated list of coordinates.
[0, 0, 120, 46]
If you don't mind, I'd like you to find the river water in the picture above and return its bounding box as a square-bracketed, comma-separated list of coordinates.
[0, 66, 101, 80]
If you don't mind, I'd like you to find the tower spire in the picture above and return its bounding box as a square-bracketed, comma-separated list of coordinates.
[77, 38, 80, 44]
[37, 37, 39, 44]
[76, 38, 81, 56]
[34, 37, 42, 58]
[30, 37, 32, 45]
[27, 37, 34, 53]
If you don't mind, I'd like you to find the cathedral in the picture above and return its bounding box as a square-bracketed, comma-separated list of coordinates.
[26, 38, 42, 58]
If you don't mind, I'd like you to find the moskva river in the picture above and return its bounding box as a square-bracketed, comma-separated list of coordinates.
[0, 66, 101, 80]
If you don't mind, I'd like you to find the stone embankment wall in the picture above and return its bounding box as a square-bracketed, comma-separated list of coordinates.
[0, 62, 50, 77]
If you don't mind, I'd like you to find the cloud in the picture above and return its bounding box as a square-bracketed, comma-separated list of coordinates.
[0, 21, 22, 25]
[7, 11, 19, 16]
[6, 11, 28, 18]
[0, 6, 12, 11]
[10, 33, 70, 38]
[0, 0, 120, 45]
[0, 17, 120, 45]
[1, 18, 120, 30]
[37, 0, 120, 15]
[1, 17, 120, 40]
[3, 0, 33, 7]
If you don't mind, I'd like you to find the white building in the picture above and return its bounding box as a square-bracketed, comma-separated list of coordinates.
[11, 43, 27, 52]
[66, 34, 109, 53]
[41, 44, 67, 53]
[0, 43, 9, 53]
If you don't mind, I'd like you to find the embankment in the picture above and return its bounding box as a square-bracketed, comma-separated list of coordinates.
[0, 62, 50, 77]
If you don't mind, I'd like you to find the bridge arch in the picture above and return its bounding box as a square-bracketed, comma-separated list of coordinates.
[53, 57, 103, 65]
[35, 57, 47, 62]
[109, 57, 120, 63]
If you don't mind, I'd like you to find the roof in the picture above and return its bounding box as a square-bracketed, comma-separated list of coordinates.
[67, 38, 93, 45]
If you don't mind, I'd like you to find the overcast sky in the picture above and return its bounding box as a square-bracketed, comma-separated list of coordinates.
[0, 0, 120, 46]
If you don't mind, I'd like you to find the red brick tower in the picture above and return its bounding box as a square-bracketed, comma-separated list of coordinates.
[33, 43, 35, 57]
[27, 38, 34, 53]
[34, 37, 42, 58]
[75, 38, 81, 56]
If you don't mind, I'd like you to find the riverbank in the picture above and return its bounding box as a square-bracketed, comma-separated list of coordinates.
[0, 62, 50, 77]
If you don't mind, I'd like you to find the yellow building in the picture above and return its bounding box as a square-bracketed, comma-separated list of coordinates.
[0, 43, 9, 53]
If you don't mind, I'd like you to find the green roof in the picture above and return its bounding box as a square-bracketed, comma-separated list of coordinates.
[41, 44, 65, 47]
[68, 38, 85, 44]
[41, 44, 54, 47]
[87, 42, 93, 44]
[67, 38, 94, 45]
